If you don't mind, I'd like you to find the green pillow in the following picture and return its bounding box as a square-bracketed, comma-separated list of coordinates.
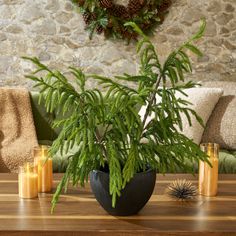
[162, 149, 236, 174]
[38, 139, 236, 174]
[30, 92, 58, 141]
[219, 150, 236, 174]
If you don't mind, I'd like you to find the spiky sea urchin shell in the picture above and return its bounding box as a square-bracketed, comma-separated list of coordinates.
[166, 179, 197, 200]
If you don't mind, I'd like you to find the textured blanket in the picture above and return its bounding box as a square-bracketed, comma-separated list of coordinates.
[0, 88, 38, 172]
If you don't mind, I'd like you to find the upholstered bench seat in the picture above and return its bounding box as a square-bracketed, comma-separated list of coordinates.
[29, 80, 236, 173]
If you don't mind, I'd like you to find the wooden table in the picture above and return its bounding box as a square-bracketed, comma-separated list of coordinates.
[0, 174, 235, 236]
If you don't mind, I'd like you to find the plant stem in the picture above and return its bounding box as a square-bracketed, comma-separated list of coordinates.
[142, 74, 163, 130]
[100, 124, 111, 142]
[95, 128, 108, 161]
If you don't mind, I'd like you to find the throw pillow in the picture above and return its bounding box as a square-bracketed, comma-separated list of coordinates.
[201, 81, 236, 150]
[139, 87, 223, 144]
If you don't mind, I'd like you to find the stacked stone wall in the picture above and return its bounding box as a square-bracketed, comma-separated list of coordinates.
[0, 0, 235, 88]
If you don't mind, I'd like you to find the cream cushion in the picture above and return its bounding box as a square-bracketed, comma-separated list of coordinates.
[201, 81, 236, 150]
[139, 87, 223, 144]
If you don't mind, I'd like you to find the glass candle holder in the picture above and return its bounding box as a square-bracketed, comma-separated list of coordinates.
[199, 143, 219, 196]
[18, 163, 38, 199]
[34, 145, 53, 193]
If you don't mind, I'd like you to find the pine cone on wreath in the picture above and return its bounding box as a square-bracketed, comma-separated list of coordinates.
[128, 0, 144, 15]
[96, 25, 104, 34]
[83, 12, 92, 25]
[78, 0, 85, 7]
[120, 28, 138, 40]
[104, 29, 111, 38]
[91, 12, 97, 20]
[140, 22, 150, 31]
[99, 0, 113, 9]
[157, 0, 172, 13]
[110, 4, 130, 19]
[107, 18, 113, 28]
[159, 14, 165, 23]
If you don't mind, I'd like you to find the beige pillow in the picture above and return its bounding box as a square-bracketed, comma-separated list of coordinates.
[201, 81, 236, 150]
[139, 87, 223, 144]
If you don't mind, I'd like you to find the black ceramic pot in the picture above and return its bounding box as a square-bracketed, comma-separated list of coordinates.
[90, 168, 156, 216]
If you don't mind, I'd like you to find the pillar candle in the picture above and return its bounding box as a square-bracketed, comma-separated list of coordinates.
[34, 145, 53, 193]
[199, 143, 219, 196]
[18, 163, 38, 199]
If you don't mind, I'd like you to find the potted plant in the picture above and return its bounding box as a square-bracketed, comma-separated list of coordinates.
[24, 20, 208, 216]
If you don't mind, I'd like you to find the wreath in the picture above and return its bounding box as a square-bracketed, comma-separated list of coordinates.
[72, 0, 172, 41]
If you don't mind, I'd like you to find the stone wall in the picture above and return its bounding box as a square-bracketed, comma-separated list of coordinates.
[0, 0, 235, 88]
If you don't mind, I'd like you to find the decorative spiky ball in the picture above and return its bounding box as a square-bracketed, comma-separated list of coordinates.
[166, 179, 197, 201]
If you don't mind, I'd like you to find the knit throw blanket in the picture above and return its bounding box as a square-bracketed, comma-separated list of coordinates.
[0, 88, 38, 173]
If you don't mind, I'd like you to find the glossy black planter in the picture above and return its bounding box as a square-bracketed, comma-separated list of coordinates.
[90, 168, 156, 216]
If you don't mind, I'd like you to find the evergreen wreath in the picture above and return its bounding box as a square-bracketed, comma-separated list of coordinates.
[72, 0, 172, 41]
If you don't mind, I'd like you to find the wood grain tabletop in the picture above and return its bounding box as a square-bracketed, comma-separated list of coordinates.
[0, 173, 235, 236]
